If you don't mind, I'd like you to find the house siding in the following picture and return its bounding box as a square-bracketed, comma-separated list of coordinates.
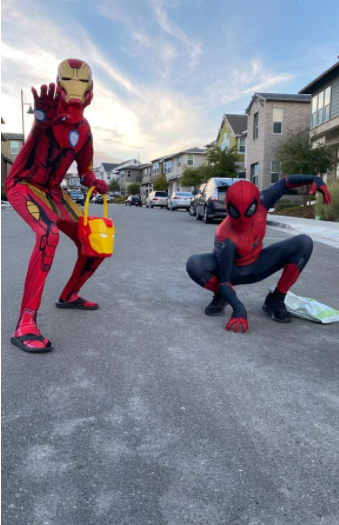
[330, 76, 339, 119]
[246, 98, 310, 189]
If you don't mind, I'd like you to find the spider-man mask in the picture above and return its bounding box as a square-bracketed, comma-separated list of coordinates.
[57, 59, 93, 109]
[226, 180, 260, 230]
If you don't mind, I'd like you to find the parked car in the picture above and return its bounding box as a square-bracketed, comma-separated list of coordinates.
[195, 178, 241, 223]
[167, 191, 194, 211]
[146, 191, 168, 209]
[188, 186, 204, 216]
[69, 189, 85, 205]
[125, 195, 142, 207]
[91, 194, 104, 204]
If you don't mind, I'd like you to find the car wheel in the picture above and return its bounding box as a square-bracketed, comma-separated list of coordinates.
[204, 206, 211, 224]
[161, 206, 164, 209]
[188, 203, 196, 216]
[150, 205, 154, 209]
[196, 207, 202, 220]
[171, 205, 176, 211]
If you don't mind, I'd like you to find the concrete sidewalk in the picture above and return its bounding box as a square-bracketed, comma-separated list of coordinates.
[267, 214, 339, 249]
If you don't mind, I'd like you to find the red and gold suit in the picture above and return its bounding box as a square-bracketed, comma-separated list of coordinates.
[6, 59, 108, 352]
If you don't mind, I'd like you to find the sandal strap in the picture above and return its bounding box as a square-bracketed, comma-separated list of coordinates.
[15, 333, 46, 342]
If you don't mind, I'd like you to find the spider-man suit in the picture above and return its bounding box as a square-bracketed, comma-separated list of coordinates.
[186, 177, 332, 333]
[6, 59, 108, 352]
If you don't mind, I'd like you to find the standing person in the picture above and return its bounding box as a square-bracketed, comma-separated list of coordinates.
[6, 59, 108, 353]
[186, 177, 332, 333]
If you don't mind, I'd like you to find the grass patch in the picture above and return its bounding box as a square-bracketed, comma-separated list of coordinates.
[269, 205, 315, 219]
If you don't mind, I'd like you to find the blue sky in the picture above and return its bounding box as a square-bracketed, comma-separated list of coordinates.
[2, 0, 339, 165]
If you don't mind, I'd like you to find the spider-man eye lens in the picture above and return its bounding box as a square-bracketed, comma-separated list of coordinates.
[245, 199, 258, 217]
[228, 203, 241, 219]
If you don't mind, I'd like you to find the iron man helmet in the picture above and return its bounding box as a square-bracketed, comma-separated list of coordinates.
[57, 58, 93, 107]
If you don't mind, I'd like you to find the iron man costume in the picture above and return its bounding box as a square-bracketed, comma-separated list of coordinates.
[187, 177, 332, 333]
[6, 59, 108, 352]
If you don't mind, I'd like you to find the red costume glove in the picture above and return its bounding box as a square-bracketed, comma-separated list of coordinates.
[226, 317, 249, 334]
[31, 83, 70, 127]
[94, 179, 108, 194]
[309, 180, 332, 205]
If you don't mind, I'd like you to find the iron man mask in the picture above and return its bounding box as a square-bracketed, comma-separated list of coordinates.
[57, 59, 93, 107]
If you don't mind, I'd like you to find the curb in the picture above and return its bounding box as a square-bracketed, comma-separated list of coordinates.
[266, 220, 294, 231]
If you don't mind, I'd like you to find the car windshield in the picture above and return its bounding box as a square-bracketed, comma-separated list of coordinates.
[155, 192, 168, 197]
[175, 192, 193, 197]
[214, 178, 235, 186]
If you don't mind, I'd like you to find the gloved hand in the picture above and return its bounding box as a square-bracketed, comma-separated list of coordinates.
[94, 179, 108, 195]
[31, 84, 70, 127]
[226, 316, 249, 333]
[309, 177, 332, 205]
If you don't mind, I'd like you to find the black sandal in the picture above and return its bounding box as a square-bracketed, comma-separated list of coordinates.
[55, 297, 99, 310]
[10, 334, 53, 353]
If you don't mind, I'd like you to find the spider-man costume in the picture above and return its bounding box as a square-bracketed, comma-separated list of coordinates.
[186, 177, 332, 333]
[6, 59, 108, 352]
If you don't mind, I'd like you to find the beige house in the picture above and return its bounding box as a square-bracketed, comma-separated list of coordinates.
[161, 147, 206, 195]
[1, 132, 24, 183]
[299, 61, 339, 180]
[245, 93, 311, 189]
[215, 114, 247, 178]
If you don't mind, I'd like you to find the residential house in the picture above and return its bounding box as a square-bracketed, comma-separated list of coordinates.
[140, 163, 152, 200]
[1, 132, 24, 182]
[245, 93, 311, 189]
[96, 162, 121, 184]
[114, 161, 143, 195]
[145, 147, 205, 196]
[216, 114, 247, 178]
[299, 60, 339, 180]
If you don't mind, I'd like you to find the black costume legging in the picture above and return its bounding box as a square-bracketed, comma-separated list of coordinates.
[187, 235, 313, 292]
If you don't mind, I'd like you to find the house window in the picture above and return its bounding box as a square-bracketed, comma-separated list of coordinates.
[221, 132, 229, 151]
[10, 141, 20, 154]
[271, 160, 280, 184]
[251, 163, 259, 186]
[324, 86, 331, 122]
[128, 171, 131, 177]
[178, 156, 182, 167]
[164, 161, 172, 174]
[187, 154, 194, 166]
[253, 113, 259, 140]
[238, 171, 246, 179]
[273, 108, 283, 134]
[312, 86, 332, 128]
[152, 162, 159, 175]
[238, 136, 246, 153]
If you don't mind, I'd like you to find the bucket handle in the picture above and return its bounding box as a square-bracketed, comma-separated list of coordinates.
[84, 186, 108, 226]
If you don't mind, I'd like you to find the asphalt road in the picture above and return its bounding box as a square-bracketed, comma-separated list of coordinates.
[2, 204, 339, 525]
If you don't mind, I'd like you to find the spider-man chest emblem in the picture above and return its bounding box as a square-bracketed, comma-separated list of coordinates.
[69, 130, 79, 147]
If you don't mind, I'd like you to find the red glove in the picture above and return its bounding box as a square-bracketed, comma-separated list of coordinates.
[309, 181, 332, 205]
[94, 179, 108, 195]
[226, 317, 249, 334]
[31, 84, 70, 127]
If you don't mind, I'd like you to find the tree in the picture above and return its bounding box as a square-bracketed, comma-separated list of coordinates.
[276, 132, 335, 205]
[127, 183, 140, 195]
[153, 175, 168, 191]
[179, 145, 241, 189]
[276, 132, 335, 175]
[109, 179, 121, 194]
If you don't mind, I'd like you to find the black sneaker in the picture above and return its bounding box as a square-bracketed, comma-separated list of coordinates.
[205, 294, 228, 316]
[262, 292, 292, 323]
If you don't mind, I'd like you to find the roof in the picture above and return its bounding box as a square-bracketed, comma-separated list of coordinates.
[246, 93, 311, 113]
[2, 132, 24, 141]
[1, 117, 5, 124]
[114, 164, 142, 171]
[152, 147, 206, 163]
[299, 61, 339, 94]
[101, 162, 121, 172]
[216, 114, 247, 142]
[224, 114, 247, 135]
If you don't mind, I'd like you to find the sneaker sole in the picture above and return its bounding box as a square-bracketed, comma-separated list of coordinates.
[262, 305, 292, 323]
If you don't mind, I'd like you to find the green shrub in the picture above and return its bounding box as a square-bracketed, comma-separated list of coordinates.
[315, 179, 339, 221]
[1, 183, 8, 201]
[112, 196, 127, 204]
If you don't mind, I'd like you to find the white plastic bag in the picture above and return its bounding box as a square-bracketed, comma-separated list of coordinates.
[268, 287, 339, 324]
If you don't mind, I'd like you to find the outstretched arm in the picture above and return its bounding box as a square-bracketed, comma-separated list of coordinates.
[214, 238, 248, 333]
[75, 128, 108, 194]
[261, 175, 332, 210]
